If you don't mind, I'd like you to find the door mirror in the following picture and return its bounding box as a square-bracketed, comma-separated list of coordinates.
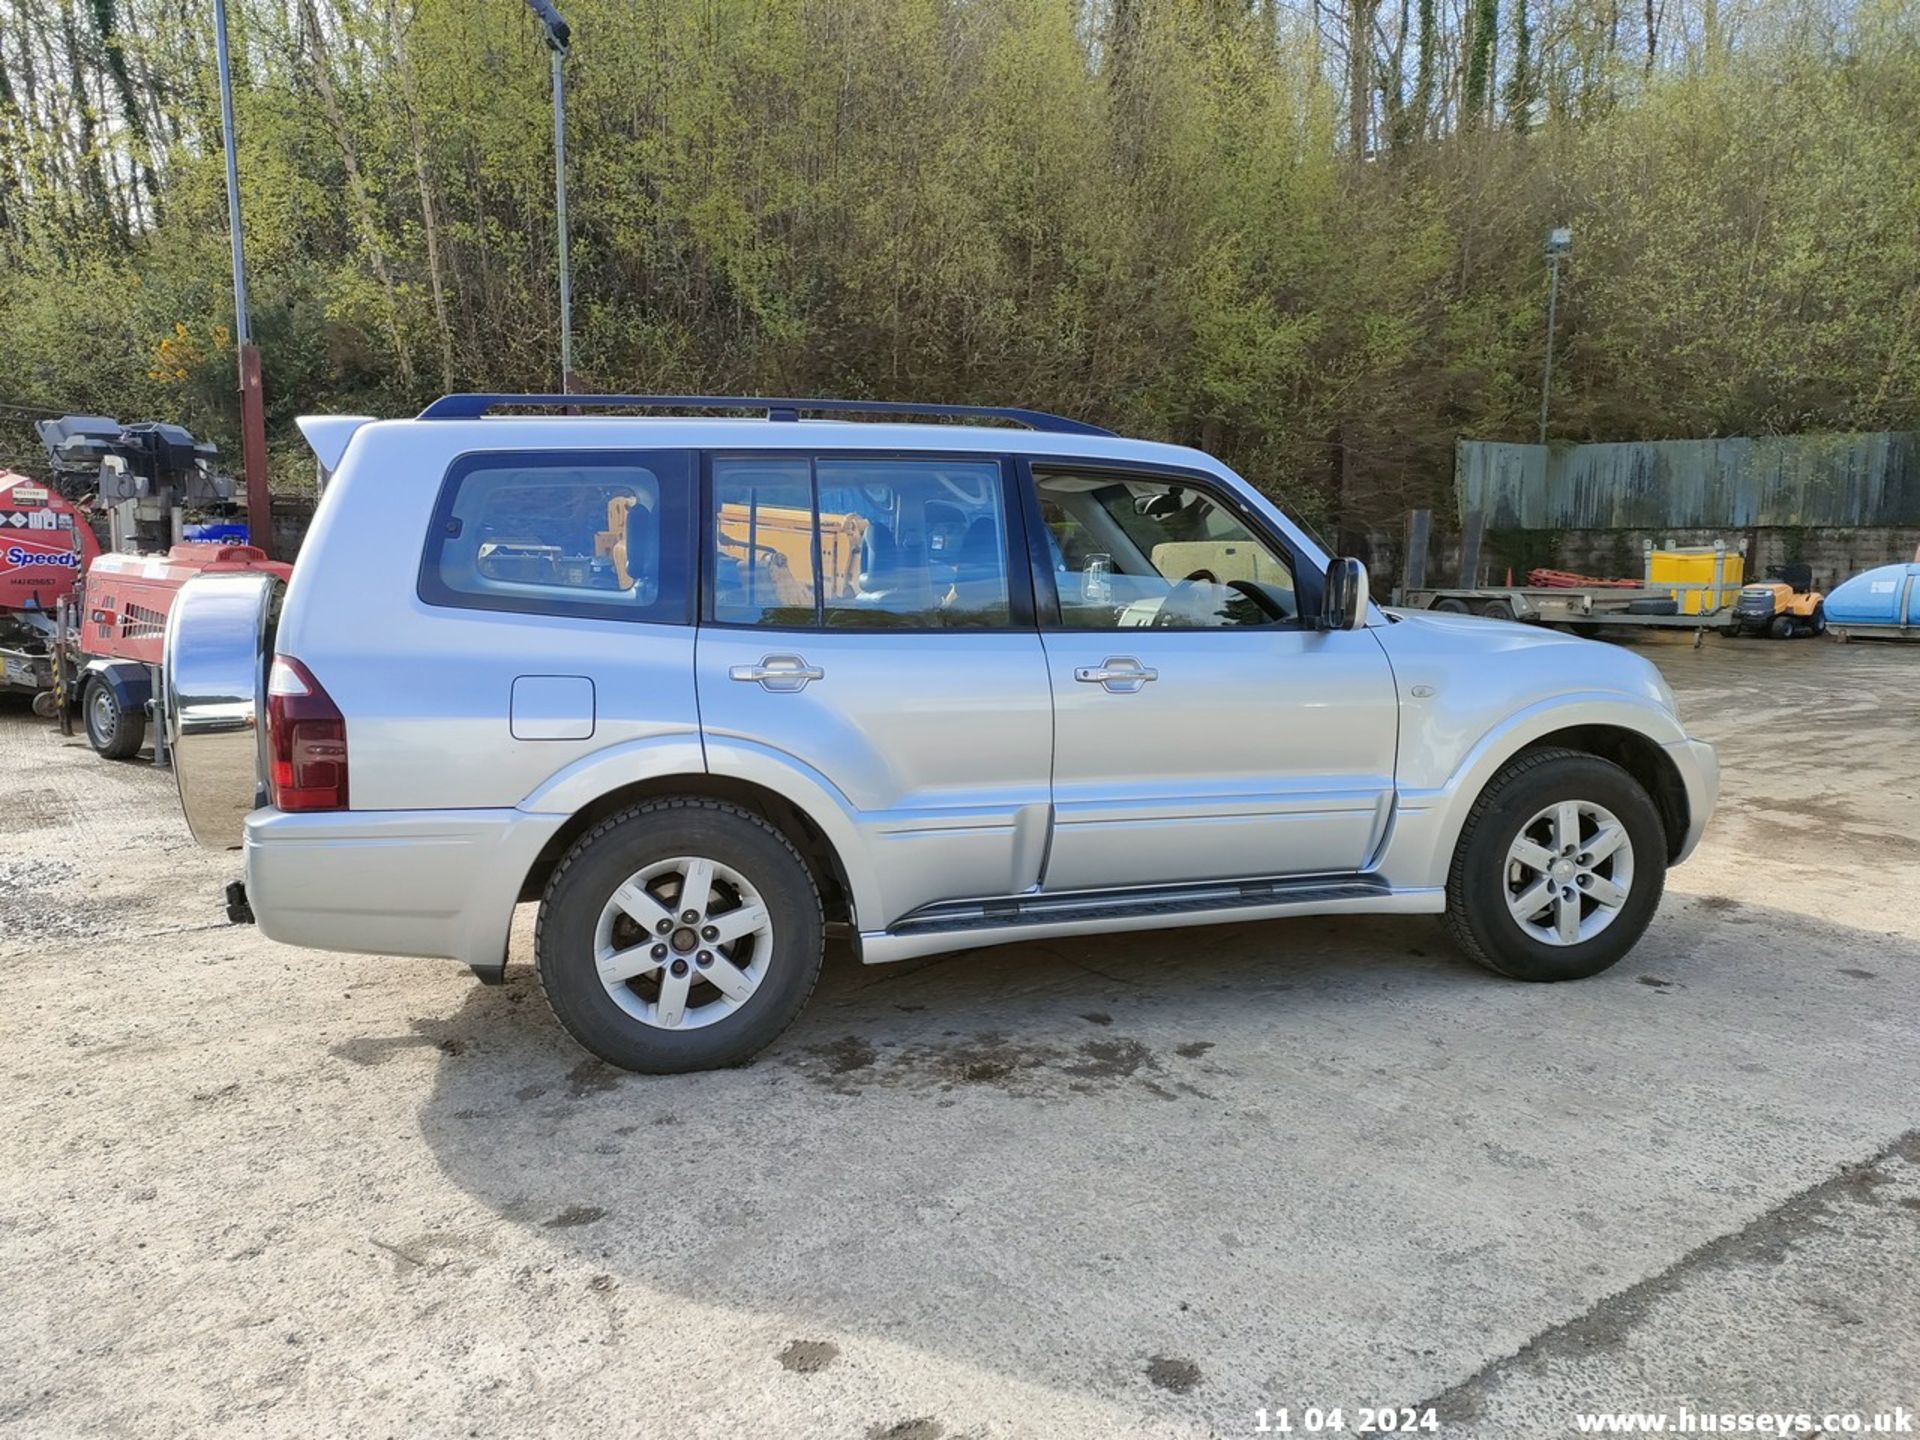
[1320, 557, 1369, 631]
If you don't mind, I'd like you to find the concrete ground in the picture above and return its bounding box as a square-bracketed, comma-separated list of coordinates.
[1, 635, 1915, 1439]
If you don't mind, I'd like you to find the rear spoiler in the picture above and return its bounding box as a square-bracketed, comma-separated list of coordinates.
[294, 415, 375, 481]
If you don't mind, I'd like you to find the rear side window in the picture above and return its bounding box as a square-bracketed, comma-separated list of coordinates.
[421, 450, 695, 624]
[710, 455, 1013, 629]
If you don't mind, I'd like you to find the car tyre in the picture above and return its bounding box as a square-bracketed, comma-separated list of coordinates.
[82, 675, 145, 760]
[535, 797, 824, 1073]
[1445, 747, 1667, 982]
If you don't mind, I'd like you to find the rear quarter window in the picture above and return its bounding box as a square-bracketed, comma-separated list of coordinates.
[419, 450, 695, 624]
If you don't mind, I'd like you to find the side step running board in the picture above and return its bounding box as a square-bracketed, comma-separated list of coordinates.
[888, 873, 1391, 937]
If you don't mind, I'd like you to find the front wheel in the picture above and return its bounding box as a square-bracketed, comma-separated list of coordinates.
[535, 798, 824, 1073]
[1445, 747, 1667, 982]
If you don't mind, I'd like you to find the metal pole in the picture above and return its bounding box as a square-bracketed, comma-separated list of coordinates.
[214, 0, 249, 346]
[551, 48, 572, 393]
[1538, 251, 1561, 446]
[213, 0, 274, 556]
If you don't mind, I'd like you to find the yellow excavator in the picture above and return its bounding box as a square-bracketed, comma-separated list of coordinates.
[598, 495, 870, 605]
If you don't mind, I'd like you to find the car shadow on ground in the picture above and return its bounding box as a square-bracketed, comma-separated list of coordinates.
[391, 894, 1920, 1424]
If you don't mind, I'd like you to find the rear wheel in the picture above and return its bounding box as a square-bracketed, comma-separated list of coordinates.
[1445, 747, 1667, 982]
[82, 675, 145, 760]
[535, 798, 825, 1073]
[1431, 598, 1471, 614]
[1479, 598, 1518, 621]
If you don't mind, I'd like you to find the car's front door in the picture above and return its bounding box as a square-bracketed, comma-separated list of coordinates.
[693, 452, 1055, 927]
[1026, 462, 1400, 893]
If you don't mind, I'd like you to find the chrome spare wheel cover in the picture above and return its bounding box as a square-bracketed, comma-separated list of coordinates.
[1504, 800, 1635, 947]
[594, 856, 775, 1031]
[163, 572, 283, 850]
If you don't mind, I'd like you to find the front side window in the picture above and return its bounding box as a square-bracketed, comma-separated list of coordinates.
[1033, 468, 1298, 629]
[422, 451, 694, 623]
[711, 456, 1012, 629]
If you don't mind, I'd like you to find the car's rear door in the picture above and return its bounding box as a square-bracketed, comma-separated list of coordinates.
[693, 451, 1055, 927]
[1024, 460, 1399, 892]
[341, 446, 702, 810]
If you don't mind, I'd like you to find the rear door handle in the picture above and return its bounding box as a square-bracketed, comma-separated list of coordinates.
[1074, 656, 1158, 693]
[729, 654, 824, 692]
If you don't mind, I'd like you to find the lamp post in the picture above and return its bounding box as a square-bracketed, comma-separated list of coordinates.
[212, 0, 273, 555]
[1538, 225, 1572, 446]
[525, 0, 573, 393]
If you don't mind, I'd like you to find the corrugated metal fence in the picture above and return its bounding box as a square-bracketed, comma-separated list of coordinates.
[1456, 432, 1920, 530]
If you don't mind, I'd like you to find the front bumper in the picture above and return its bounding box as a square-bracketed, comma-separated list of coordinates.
[244, 807, 565, 968]
[1664, 737, 1719, 864]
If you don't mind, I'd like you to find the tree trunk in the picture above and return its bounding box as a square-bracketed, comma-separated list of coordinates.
[87, 0, 161, 223]
[299, 0, 416, 390]
[59, 0, 114, 234]
[1463, 0, 1498, 127]
[1412, 0, 1436, 139]
[387, 0, 454, 392]
[1505, 0, 1533, 130]
[1348, 0, 1379, 154]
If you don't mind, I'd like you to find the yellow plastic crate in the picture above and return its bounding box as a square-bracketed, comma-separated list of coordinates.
[1648, 546, 1744, 614]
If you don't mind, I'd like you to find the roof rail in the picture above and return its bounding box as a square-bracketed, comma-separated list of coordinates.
[415, 393, 1115, 437]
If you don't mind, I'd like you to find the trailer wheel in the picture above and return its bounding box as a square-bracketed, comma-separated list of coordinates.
[1431, 598, 1471, 614]
[1480, 599, 1518, 621]
[82, 675, 145, 760]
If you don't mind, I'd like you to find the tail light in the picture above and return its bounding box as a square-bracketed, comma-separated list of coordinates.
[265, 656, 348, 811]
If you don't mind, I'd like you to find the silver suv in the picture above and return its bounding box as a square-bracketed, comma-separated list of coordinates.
[164, 395, 1718, 1073]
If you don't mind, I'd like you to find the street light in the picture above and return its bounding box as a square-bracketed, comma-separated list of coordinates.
[1538, 225, 1573, 445]
[525, 0, 573, 392]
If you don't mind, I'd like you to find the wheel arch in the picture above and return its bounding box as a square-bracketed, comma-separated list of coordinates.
[80, 658, 153, 716]
[516, 771, 861, 930]
[1520, 723, 1690, 862]
[1384, 695, 1693, 891]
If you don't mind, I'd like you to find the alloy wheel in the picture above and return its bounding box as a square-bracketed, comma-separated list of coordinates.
[592, 856, 775, 1030]
[1503, 800, 1636, 946]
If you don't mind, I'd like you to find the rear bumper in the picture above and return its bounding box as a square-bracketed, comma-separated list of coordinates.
[244, 807, 565, 968]
[1665, 737, 1719, 864]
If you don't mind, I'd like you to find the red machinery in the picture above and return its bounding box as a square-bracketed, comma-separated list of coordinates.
[0, 471, 101, 711]
[85, 544, 291, 666]
[7, 415, 287, 758]
[73, 543, 293, 757]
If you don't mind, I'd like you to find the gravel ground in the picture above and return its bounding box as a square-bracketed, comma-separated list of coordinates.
[1, 635, 1916, 1439]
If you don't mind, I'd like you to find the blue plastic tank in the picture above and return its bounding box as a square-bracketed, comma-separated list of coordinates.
[1824, 562, 1920, 640]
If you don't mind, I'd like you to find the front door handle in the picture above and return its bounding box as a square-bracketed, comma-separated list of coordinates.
[729, 653, 824, 692]
[1074, 656, 1158, 694]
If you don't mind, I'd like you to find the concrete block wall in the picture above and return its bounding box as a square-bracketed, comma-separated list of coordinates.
[1364, 526, 1920, 594]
